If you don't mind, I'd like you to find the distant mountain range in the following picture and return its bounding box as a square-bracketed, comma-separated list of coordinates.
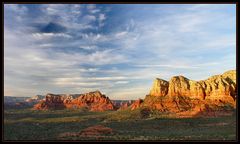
[4, 95, 45, 109]
[4, 96, 29, 103]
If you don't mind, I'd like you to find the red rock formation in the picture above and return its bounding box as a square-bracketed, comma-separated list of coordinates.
[118, 102, 129, 110]
[33, 91, 115, 111]
[130, 99, 143, 110]
[33, 93, 65, 110]
[141, 70, 236, 117]
[111, 100, 134, 110]
[149, 78, 169, 97]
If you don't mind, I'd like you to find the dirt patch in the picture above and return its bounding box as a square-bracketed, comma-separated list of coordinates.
[59, 125, 113, 138]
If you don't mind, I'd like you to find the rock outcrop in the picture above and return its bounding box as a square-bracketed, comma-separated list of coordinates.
[112, 100, 134, 110]
[33, 91, 115, 112]
[149, 78, 169, 97]
[130, 99, 144, 110]
[118, 102, 130, 110]
[141, 70, 236, 117]
[150, 70, 236, 102]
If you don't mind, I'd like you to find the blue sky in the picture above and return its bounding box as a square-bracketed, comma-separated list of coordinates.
[4, 4, 236, 99]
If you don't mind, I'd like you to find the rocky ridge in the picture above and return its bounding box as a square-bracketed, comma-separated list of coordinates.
[33, 91, 115, 112]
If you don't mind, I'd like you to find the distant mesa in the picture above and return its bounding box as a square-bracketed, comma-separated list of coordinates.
[33, 90, 115, 112]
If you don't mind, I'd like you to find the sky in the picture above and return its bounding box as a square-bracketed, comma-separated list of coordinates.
[4, 4, 236, 100]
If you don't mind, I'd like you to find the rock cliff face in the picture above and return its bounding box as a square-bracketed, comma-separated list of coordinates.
[33, 91, 115, 112]
[149, 70, 236, 101]
[142, 70, 236, 117]
[149, 78, 169, 97]
[130, 99, 144, 110]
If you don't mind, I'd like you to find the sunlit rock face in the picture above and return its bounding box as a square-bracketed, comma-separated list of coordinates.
[130, 99, 144, 110]
[149, 70, 236, 102]
[142, 70, 236, 117]
[33, 91, 115, 112]
[149, 78, 169, 97]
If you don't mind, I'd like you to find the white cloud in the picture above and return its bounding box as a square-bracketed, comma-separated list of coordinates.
[87, 50, 127, 65]
[115, 31, 128, 38]
[79, 45, 98, 50]
[88, 76, 127, 81]
[90, 9, 100, 14]
[115, 81, 129, 84]
[135, 64, 199, 69]
[32, 32, 72, 39]
[45, 4, 64, 15]
[55, 76, 128, 83]
[55, 81, 101, 87]
[98, 13, 106, 27]
[39, 43, 54, 48]
[84, 15, 97, 22]
[70, 4, 82, 15]
[99, 13, 106, 21]
[86, 4, 101, 14]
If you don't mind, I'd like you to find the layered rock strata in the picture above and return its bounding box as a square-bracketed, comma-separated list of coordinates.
[141, 70, 236, 117]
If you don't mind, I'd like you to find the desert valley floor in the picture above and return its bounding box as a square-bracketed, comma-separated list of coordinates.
[4, 108, 236, 140]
